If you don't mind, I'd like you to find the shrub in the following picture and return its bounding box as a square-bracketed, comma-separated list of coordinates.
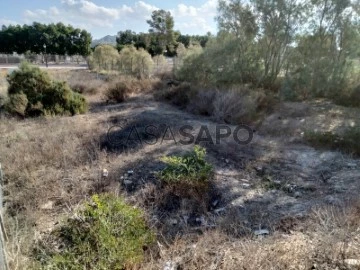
[305, 126, 360, 156]
[71, 82, 99, 95]
[89, 45, 120, 71]
[119, 46, 154, 78]
[6, 92, 28, 116]
[6, 62, 87, 117]
[153, 55, 168, 74]
[334, 84, 360, 108]
[212, 89, 257, 124]
[158, 146, 213, 187]
[105, 82, 131, 103]
[154, 82, 195, 108]
[34, 194, 154, 270]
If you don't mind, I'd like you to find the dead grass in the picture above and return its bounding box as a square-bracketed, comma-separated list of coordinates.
[142, 201, 360, 270]
[0, 115, 110, 269]
[156, 84, 276, 125]
[1, 68, 360, 269]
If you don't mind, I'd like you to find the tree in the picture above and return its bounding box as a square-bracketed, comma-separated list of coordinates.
[116, 30, 137, 51]
[0, 22, 92, 57]
[147, 9, 177, 54]
[89, 45, 119, 71]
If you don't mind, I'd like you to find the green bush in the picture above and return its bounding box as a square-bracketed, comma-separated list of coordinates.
[6, 92, 28, 116]
[305, 127, 360, 156]
[158, 146, 213, 186]
[6, 62, 87, 117]
[34, 194, 154, 270]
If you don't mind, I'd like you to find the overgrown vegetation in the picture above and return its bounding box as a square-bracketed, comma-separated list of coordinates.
[174, 0, 360, 104]
[6, 62, 87, 116]
[34, 194, 154, 270]
[305, 126, 360, 156]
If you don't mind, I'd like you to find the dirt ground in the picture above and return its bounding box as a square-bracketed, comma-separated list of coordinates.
[1, 72, 360, 269]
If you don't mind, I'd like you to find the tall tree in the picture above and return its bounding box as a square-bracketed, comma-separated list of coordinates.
[147, 9, 176, 54]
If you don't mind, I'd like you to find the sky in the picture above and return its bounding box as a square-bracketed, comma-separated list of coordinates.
[0, 0, 219, 39]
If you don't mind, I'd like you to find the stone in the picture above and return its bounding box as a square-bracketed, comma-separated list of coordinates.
[168, 218, 178, 226]
[123, 180, 133, 185]
[163, 261, 178, 270]
[40, 201, 53, 210]
[347, 163, 357, 168]
[102, 168, 108, 177]
[214, 207, 226, 214]
[294, 191, 302, 198]
[254, 229, 270, 236]
[242, 183, 251, 188]
[344, 259, 360, 268]
[127, 170, 134, 175]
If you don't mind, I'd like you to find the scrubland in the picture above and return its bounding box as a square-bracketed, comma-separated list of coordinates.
[0, 64, 359, 270]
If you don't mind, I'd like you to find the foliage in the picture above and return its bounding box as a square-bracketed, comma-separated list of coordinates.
[176, 0, 359, 101]
[34, 194, 154, 270]
[305, 127, 360, 156]
[0, 22, 92, 56]
[146, 9, 177, 55]
[6, 92, 28, 116]
[118, 46, 154, 78]
[116, 30, 138, 51]
[6, 62, 87, 116]
[89, 45, 120, 71]
[158, 146, 213, 186]
[115, 29, 210, 57]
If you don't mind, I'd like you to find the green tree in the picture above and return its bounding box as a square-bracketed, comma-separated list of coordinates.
[116, 30, 138, 51]
[147, 9, 177, 55]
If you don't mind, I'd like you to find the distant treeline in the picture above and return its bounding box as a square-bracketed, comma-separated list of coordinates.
[0, 22, 92, 56]
[115, 30, 211, 56]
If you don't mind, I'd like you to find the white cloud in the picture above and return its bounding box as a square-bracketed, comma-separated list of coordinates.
[0, 18, 19, 26]
[21, 0, 217, 37]
[172, 0, 218, 34]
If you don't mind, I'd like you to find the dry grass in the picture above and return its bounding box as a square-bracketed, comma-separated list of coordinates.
[142, 201, 360, 270]
[0, 115, 110, 269]
[0, 70, 9, 109]
[1, 68, 360, 270]
[156, 84, 276, 125]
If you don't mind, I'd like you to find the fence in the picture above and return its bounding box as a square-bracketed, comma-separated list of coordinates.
[0, 53, 87, 65]
[0, 163, 8, 270]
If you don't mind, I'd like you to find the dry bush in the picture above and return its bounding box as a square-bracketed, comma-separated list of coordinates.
[212, 89, 257, 124]
[189, 87, 275, 125]
[187, 89, 217, 116]
[105, 81, 131, 103]
[105, 77, 164, 103]
[154, 82, 195, 107]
